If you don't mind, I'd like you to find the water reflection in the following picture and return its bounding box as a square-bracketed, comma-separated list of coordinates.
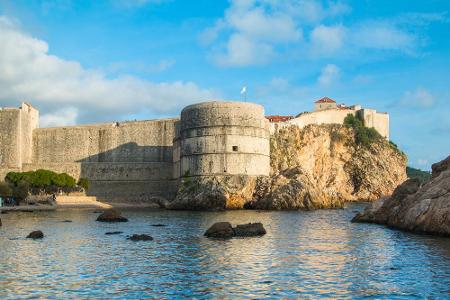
[0, 204, 448, 299]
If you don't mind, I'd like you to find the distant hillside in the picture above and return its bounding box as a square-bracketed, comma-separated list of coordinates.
[406, 166, 431, 183]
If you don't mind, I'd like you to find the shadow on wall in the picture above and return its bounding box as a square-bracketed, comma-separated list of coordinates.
[76, 142, 173, 163]
[75, 142, 177, 203]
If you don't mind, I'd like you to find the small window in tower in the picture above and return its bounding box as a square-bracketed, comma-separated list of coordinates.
[232, 146, 238, 152]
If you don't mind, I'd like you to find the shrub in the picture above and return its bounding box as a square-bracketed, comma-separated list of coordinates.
[0, 182, 12, 197]
[12, 181, 30, 200]
[5, 170, 78, 191]
[77, 178, 90, 190]
[344, 114, 381, 147]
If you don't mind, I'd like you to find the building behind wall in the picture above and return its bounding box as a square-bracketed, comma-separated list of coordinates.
[271, 97, 390, 140]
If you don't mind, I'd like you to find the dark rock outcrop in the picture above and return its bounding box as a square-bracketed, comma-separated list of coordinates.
[204, 222, 267, 238]
[27, 230, 44, 239]
[96, 209, 128, 223]
[105, 231, 123, 235]
[352, 155, 450, 236]
[204, 222, 235, 238]
[127, 234, 153, 241]
[233, 223, 267, 237]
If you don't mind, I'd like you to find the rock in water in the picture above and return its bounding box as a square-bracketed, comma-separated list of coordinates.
[352, 155, 450, 236]
[204, 222, 235, 238]
[27, 230, 44, 239]
[204, 222, 267, 238]
[233, 223, 267, 237]
[127, 234, 153, 241]
[96, 209, 128, 223]
[105, 231, 123, 235]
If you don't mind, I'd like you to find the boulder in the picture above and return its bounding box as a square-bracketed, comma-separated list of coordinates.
[432, 155, 450, 178]
[233, 223, 267, 237]
[27, 230, 44, 239]
[204, 222, 267, 238]
[204, 222, 234, 239]
[127, 234, 153, 241]
[96, 209, 128, 223]
[105, 231, 123, 235]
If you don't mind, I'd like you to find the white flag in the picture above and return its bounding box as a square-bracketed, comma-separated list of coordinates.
[240, 86, 247, 94]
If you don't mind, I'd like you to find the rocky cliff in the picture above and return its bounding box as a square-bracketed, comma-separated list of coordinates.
[352, 155, 450, 236]
[168, 124, 407, 210]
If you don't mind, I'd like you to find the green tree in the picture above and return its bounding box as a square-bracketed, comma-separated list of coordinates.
[0, 182, 12, 197]
[77, 178, 90, 190]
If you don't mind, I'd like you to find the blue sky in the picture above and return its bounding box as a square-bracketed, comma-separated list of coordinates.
[0, 0, 449, 170]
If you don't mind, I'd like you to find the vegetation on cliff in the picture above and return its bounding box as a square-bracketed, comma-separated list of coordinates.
[406, 166, 431, 183]
[343, 114, 381, 147]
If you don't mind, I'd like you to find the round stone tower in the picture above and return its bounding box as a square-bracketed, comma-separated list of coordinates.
[174, 101, 270, 179]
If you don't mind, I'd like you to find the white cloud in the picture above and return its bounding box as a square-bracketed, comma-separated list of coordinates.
[202, 1, 435, 65]
[214, 33, 275, 66]
[204, 0, 303, 66]
[0, 16, 215, 126]
[318, 64, 340, 86]
[352, 21, 416, 53]
[400, 87, 435, 107]
[310, 25, 346, 56]
[40, 107, 78, 127]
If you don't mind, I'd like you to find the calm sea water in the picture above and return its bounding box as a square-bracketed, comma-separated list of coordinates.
[0, 203, 448, 299]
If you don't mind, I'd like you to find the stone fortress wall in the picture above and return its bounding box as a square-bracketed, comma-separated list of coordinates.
[0, 103, 39, 180]
[174, 102, 270, 178]
[0, 99, 389, 204]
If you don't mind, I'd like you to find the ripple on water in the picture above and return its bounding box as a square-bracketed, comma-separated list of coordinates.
[0, 204, 449, 299]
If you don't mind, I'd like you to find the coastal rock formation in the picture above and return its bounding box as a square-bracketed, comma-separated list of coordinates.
[26, 230, 44, 239]
[352, 156, 450, 236]
[96, 209, 128, 222]
[204, 222, 267, 238]
[167, 176, 257, 210]
[171, 124, 406, 210]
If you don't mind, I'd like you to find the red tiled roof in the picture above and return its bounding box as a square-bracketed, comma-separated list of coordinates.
[266, 115, 293, 122]
[314, 97, 336, 104]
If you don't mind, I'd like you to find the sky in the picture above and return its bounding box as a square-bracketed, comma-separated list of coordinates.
[0, 0, 449, 170]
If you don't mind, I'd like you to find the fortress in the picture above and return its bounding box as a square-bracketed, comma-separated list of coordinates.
[0, 97, 389, 204]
